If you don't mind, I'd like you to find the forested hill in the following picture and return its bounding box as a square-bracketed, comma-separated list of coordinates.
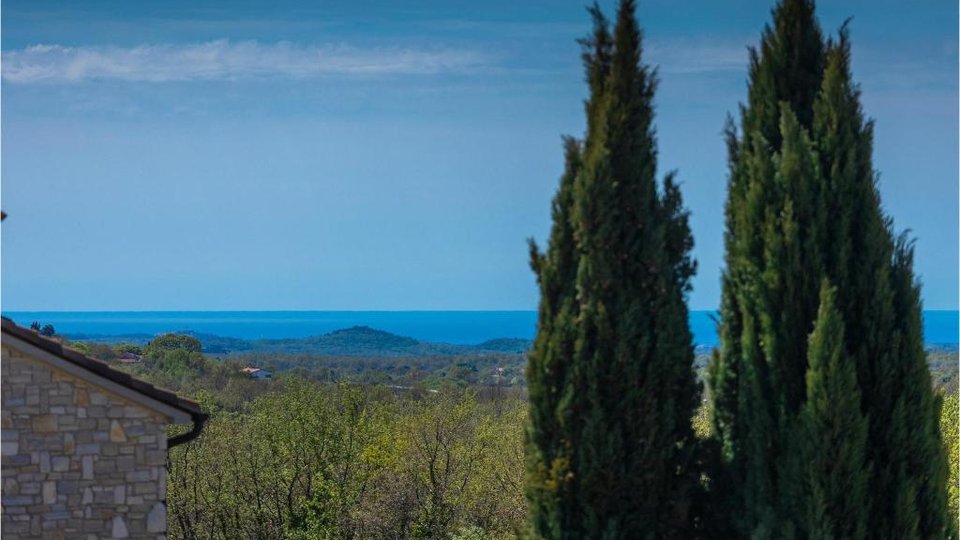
[66, 325, 534, 357]
[64, 323, 956, 359]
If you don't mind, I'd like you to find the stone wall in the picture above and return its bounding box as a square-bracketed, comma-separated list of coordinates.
[1, 344, 169, 539]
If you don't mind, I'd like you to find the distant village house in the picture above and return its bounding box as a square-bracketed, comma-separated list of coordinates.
[117, 352, 143, 364]
[240, 366, 272, 380]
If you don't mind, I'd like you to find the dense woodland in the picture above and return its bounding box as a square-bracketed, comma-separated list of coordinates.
[51, 0, 960, 537]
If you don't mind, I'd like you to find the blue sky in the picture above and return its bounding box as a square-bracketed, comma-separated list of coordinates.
[2, 0, 957, 310]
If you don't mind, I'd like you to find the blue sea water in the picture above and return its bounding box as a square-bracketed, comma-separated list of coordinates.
[3, 310, 958, 347]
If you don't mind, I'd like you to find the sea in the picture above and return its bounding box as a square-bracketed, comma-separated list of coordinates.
[3, 310, 958, 348]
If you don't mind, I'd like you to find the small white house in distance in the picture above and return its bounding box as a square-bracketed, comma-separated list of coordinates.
[240, 367, 273, 380]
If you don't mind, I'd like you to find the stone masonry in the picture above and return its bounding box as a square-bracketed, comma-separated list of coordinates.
[2, 344, 169, 539]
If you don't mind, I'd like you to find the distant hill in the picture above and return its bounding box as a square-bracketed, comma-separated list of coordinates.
[252, 326, 535, 356]
[325, 326, 419, 348]
[65, 325, 534, 357]
[256, 326, 428, 356]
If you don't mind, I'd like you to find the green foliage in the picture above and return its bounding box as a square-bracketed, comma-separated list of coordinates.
[710, 1, 952, 537]
[82, 342, 119, 361]
[930, 352, 959, 393]
[145, 333, 203, 355]
[167, 382, 526, 540]
[451, 526, 488, 540]
[940, 392, 959, 526]
[791, 282, 869, 539]
[70, 341, 91, 354]
[526, 1, 702, 537]
[883, 241, 954, 539]
[692, 400, 713, 441]
[237, 350, 527, 390]
[152, 348, 208, 378]
[114, 343, 143, 355]
[526, 134, 582, 539]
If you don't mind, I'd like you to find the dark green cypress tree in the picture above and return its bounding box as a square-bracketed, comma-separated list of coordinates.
[794, 281, 870, 540]
[526, 1, 700, 537]
[711, 1, 952, 538]
[812, 29, 953, 540]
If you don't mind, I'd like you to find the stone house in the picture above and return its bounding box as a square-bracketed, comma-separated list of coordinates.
[1, 318, 207, 539]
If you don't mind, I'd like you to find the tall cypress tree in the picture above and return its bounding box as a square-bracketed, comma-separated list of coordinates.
[812, 28, 952, 540]
[710, 1, 952, 538]
[526, 1, 700, 537]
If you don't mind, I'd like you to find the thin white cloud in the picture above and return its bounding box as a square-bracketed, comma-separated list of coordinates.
[2, 40, 491, 83]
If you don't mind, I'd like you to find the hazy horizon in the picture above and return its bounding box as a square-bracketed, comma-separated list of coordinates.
[4, 309, 959, 346]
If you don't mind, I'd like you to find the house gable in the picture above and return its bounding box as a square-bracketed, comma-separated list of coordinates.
[1, 319, 207, 539]
[3, 334, 192, 424]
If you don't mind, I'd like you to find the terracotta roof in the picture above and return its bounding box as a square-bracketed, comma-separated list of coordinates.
[1, 317, 205, 419]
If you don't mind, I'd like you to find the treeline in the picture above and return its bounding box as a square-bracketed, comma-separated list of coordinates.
[71, 332, 954, 396]
[234, 351, 528, 390]
[70, 332, 527, 407]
